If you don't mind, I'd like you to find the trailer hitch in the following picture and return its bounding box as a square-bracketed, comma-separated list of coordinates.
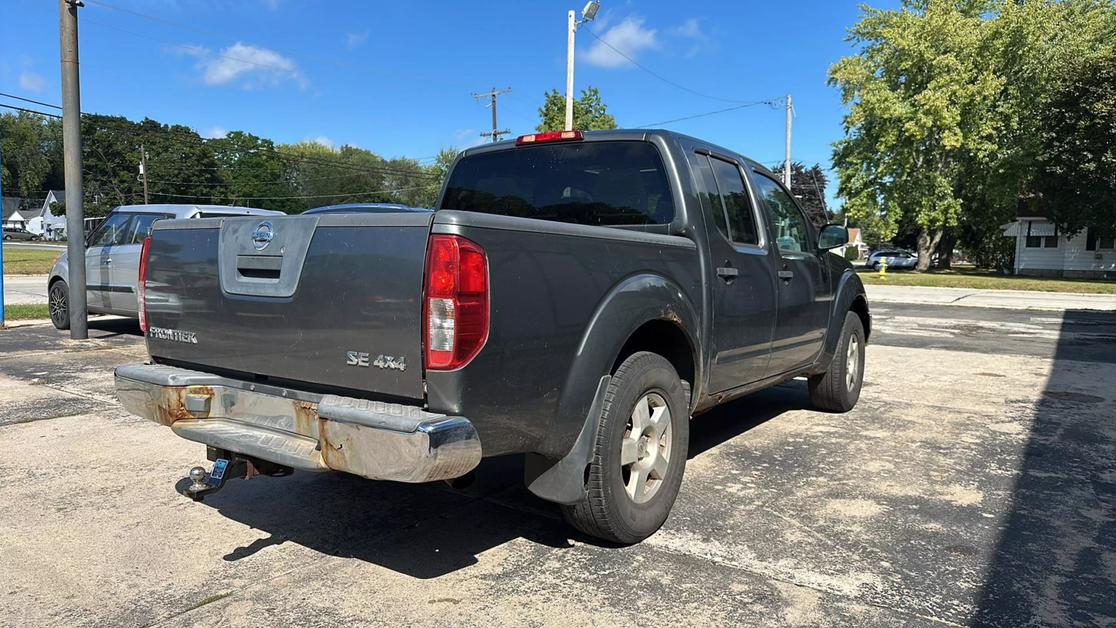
[180, 450, 293, 501]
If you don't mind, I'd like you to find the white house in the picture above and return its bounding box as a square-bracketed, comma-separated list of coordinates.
[1003, 211, 1116, 279]
[4, 190, 69, 239]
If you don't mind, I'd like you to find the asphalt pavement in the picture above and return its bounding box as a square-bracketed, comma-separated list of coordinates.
[0, 304, 1113, 626]
[2, 241, 67, 252]
[1, 274, 49, 305]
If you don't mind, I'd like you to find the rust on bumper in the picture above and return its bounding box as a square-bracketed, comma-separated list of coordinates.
[115, 363, 482, 482]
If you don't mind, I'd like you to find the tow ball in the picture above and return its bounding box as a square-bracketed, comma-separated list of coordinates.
[180, 451, 293, 501]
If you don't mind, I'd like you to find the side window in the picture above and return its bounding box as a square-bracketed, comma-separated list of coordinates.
[126, 214, 167, 244]
[708, 156, 759, 245]
[88, 213, 133, 248]
[691, 152, 730, 238]
[753, 174, 810, 253]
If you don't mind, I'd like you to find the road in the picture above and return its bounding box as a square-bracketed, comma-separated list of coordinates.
[1, 274, 49, 305]
[2, 241, 67, 252]
[0, 304, 1113, 626]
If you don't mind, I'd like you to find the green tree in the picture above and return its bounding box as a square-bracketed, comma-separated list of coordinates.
[0, 113, 56, 198]
[1034, 47, 1116, 236]
[768, 161, 832, 227]
[536, 86, 618, 132]
[830, 1, 1001, 271]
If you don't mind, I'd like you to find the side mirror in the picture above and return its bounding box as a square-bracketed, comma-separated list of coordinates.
[818, 224, 848, 251]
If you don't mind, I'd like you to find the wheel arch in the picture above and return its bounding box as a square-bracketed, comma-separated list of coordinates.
[525, 272, 701, 504]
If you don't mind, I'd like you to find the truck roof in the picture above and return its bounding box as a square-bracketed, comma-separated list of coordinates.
[459, 128, 776, 178]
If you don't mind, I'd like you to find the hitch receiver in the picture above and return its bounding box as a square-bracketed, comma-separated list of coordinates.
[180, 450, 293, 501]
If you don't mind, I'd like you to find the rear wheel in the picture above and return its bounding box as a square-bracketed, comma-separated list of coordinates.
[49, 280, 70, 330]
[561, 351, 689, 544]
[809, 312, 865, 412]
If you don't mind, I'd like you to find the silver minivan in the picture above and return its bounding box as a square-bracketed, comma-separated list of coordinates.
[47, 204, 282, 330]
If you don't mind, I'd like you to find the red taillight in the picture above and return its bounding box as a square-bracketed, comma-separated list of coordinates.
[137, 235, 151, 333]
[423, 234, 489, 370]
[516, 130, 583, 146]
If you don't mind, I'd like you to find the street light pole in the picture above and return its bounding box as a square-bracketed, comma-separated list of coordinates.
[565, 10, 576, 131]
[564, 2, 600, 132]
[60, 0, 88, 339]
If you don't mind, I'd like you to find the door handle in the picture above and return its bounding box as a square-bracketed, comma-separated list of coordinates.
[104, 258, 112, 265]
[778, 270, 794, 281]
[716, 266, 739, 281]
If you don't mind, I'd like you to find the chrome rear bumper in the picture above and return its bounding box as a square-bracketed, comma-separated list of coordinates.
[114, 363, 481, 482]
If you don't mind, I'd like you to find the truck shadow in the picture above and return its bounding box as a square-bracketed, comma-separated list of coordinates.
[183, 383, 809, 579]
[972, 309, 1116, 624]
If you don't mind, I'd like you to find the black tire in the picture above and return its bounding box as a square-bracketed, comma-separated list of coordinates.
[809, 312, 865, 412]
[2, 235, 10, 241]
[561, 351, 689, 544]
[49, 280, 70, 330]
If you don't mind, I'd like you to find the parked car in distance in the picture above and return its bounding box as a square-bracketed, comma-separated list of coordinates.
[2, 226, 41, 241]
[47, 204, 283, 330]
[115, 129, 871, 544]
[867, 249, 918, 270]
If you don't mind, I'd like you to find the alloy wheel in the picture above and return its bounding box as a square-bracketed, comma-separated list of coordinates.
[620, 391, 673, 504]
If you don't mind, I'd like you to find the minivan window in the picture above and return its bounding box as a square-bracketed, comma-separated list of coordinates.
[127, 214, 170, 244]
[441, 141, 675, 227]
[88, 213, 133, 247]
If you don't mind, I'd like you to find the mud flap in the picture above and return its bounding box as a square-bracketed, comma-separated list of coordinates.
[524, 375, 610, 505]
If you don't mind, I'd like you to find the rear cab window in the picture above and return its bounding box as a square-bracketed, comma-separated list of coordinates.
[440, 140, 675, 229]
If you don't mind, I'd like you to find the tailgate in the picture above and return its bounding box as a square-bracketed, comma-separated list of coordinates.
[144, 212, 433, 400]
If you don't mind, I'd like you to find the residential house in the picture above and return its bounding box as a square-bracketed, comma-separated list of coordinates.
[1003, 208, 1116, 279]
[2, 196, 34, 230]
[843, 227, 870, 260]
[16, 190, 68, 240]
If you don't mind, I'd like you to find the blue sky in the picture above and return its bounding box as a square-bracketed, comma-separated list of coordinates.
[1, 0, 899, 208]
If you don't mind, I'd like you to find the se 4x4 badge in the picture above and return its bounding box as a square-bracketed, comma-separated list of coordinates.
[346, 351, 407, 371]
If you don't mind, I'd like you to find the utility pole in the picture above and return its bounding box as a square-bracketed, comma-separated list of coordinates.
[139, 145, 149, 204]
[784, 94, 793, 189]
[473, 87, 511, 143]
[60, 0, 87, 339]
[0, 146, 6, 328]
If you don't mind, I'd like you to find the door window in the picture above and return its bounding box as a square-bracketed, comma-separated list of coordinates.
[708, 156, 759, 245]
[126, 214, 169, 244]
[753, 174, 810, 253]
[88, 213, 133, 247]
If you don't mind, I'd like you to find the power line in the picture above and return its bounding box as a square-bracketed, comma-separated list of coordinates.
[584, 28, 760, 104]
[1, 91, 439, 181]
[637, 101, 780, 127]
[0, 92, 62, 110]
[0, 103, 62, 119]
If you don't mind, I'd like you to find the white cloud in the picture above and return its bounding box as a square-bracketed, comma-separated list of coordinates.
[668, 17, 712, 57]
[345, 32, 369, 49]
[308, 136, 334, 149]
[202, 127, 227, 139]
[177, 42, 305, 89]
[581, 16, 659, 69]
[19, 71, 45, 93]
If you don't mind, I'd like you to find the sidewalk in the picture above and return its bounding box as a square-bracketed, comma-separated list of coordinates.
[1, 275, 49, 305]
[865, 283, 1116, 312]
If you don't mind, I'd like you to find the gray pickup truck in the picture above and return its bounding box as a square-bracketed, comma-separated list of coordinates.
[115, 129, 869, 543]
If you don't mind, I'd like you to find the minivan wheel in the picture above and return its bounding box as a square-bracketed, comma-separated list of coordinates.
[808, 311, 865, 412]
[561, 351, 689, 544]
[49, 280, 70, 330]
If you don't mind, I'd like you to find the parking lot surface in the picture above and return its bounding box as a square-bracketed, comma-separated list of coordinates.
[1, 304, 1113, 626]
